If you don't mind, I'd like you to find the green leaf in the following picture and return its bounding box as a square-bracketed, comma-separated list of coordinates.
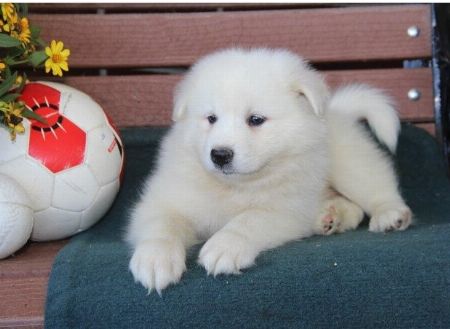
[33, 37, 47, 48]
[0, 34, 22, 48]
[4, 57, 28, 66]
[16, 4, 28, 17]
[30, 25, 41, 40]
[3, 66, 11, 80]
[4, 46, 25, 59]
[28, 50, 48, 68]
[0, 72, 17, 97]
[21, 107, 48, 125]
[1, 93, 20, 103]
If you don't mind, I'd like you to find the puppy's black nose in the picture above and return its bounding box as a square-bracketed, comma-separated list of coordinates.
[211, 148, 234, 167]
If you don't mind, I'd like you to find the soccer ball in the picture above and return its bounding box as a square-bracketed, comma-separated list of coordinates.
[0, 82, 124, 241]
[0, 173, 33, 258]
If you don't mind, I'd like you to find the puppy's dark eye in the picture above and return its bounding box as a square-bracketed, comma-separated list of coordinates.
[247, 114, 266, 127]
[207, 114, 217, 124]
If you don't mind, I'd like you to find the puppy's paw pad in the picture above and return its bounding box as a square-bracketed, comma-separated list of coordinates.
[318, 206, 339, 235]
[369, 206, 412, 233]
[317, 197, 366, 235]
[129, 239, 186, 295]
[198, 230, 258, 277]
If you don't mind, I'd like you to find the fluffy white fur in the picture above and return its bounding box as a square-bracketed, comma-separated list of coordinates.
[126, 48, 411, 295]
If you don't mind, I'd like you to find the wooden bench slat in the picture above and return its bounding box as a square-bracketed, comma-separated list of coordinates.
[325, 68, 434, 122]
[0, 241, 67, 279]
[416, 123, 436, 136]
[29, 3, 333, 12]
[0, 276, 46, 328]
[0, 241, 66, 329]
[60, 67, 433, 127]
[31, 5, 431, 68]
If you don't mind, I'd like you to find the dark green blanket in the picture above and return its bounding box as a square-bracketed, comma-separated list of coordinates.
[45, 124, 450, 329]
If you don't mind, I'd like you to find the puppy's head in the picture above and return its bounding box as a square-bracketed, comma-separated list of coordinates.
[173, 48, 329, 179]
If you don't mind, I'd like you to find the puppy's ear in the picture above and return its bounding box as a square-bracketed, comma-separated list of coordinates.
[172, 99, 186, 122]
[172, 80, 188, 122]
[294, 66, 330, 117]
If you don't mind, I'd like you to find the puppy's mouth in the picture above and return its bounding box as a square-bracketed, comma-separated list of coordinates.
[208, 153, 268, 177]
[213, 163, 264, 177]
[214, 164, 237, 176]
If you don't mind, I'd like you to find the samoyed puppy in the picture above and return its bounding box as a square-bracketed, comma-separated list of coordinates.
[126, 48, 411, 294]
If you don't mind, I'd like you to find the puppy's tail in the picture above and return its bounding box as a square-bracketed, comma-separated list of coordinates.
[327, 84, 400, 153]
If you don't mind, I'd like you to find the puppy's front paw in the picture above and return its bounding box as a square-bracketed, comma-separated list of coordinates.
[369, 205, 412, 233]
[198, 230, 259, 277]
[129, 239, 186, 295]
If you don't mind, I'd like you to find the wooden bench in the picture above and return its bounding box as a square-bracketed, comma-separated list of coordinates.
[0, 3, 447, 328]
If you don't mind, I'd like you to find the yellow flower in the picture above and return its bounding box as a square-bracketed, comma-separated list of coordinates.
[8, 118, 25, 140]
[45, 40, 70, 77]
[15, 75, 23, 85]
[1, 3, 15, 21]
[0, 19, 10, 32]
[17, 17, 31, 44]
[0, 101, 25, 140]
[10, 18, 31, 45]
[1, 3, 17, 29]
[0, 62, 6, 72]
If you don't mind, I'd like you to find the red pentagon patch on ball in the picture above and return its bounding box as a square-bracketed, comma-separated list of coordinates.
[20, 83, 87, 173]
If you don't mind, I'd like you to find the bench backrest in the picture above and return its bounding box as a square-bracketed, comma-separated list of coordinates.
[29, 4, 435, 135]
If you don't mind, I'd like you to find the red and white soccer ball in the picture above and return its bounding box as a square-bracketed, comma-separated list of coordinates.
[0, 82, 124, 241]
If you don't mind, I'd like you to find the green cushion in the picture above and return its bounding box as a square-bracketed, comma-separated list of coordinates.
[44, 124, 450, 329]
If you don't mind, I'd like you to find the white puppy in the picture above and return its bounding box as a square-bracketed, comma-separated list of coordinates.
[126, 48, 411, 294]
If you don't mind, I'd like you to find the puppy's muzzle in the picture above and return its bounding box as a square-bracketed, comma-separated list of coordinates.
[210, 148, 234, 168]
